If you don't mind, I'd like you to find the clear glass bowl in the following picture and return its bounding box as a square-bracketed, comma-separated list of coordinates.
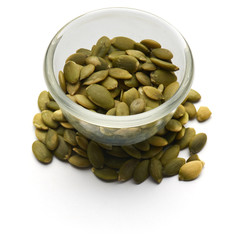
[44, 7, 194, 145]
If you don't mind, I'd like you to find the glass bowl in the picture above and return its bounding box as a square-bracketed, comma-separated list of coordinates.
[44, 7, 194, 145]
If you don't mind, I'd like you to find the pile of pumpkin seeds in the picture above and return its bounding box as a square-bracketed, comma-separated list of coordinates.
[32, 36, 212, 184]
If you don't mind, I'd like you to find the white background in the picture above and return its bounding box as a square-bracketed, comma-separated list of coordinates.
[1, 0, 240, 239]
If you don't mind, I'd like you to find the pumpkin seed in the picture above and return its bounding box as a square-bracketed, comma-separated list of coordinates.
[85, 56, 108, 71]
[72, 147, 88, 158]
[109, 87, 121, 98]
[150, 57, 179, 71]
[187, 154, 200, 162]
[130, 98, 145, 114]
[140, 39, 161, 49]
[55, 126, 65, 136]
[41, 110, 59, 129]
[134, 42, 150, 55]
[150, 69, 177, 86]
[121, 145, 141, 159]
[141, 62, 157, 71]
[45, 101, 59, 111]
[164, 131, 177, 144]
[63, 61, 82, 84]
[60, 122, 74, 129]
[68, 155, 91, 168]
[152, 48, 173, 60]
[92, 167, 118, 182]
[32, 140, 52, 164]
[148, 136, 168, 147]
[189, 133, 207, 154]
[108, 51, 126, 61]
[162, 158, 185, 176]
[87, 141, 104, 168]
[116, 102, 129, 116]
[197, 106, 212, 122]
[178, 112, 189, 125]
[66, 52, 86, 65]
[175, 126, 186, 140]
[104, 155, 128, 169]
[76, 48, 91, 56]
[52, 109, 66, 122]
[58, 71, 67, 93]
[108, 68, 132, 79]
[176, 127, 196, 150]
[142, 86, 163, 100]
[187, 89, 201, 103]
[133, 159, 150, 184]
[160, 145, 180, 166]
[86, 84, 114, 110]
[183, 102, 197, 119]
[134, 140, 150, 152]
[54, 135, 72, 161]
[111, 36, 135, 50]
[106, 107, 116, 115]
[45, 129, 59, 151]
[135, 72, 151, 86]
[35, 129, 47, 143]
[63, 129, 77, 146]
[101, 76, 118, 90]
[149, 158, 163, 183]
[124, 75, 139, 88]
[83, 69, 108, 85]
[122, 87, 139, 106]
[173, 105, 185, 119]
[79, 64, 95, 80]
[141, 146, 162, 159]
[106, 146, 129, 158]
[118, 158, 139, 182]
[179, 160, 204, 181]
[76, 135, 88, 150]
[112, 55, 139, 73]
[75, 94, 97, 110]
[33, 113, 48, 130]
[126, 49, 147, 61]
[38, 91, 50, 111]
[91, 36, 111, 58]
[166, 119, 182, 132]
[66, 82, 80, 96]
[163, 82, 180, 101]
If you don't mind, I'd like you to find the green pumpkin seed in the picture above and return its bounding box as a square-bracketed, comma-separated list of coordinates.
[83, 69, 108, 85]
[54, 135, 72, 161]
[86, 84, 114, 110]
[58, 71, 67, 93]
[101, 76, 118, 90]
[148, 136, 168, 147]
[121, 145, 141, 159]
[150, 57, 179, 71]
[97, 142, 112, 150]
[126, 49, 147, 61]
[75, 94, 97, 110]
[130, 98, 145, 115]
[72, 147, 88, 158]
[150, 69, 177, 86]
[189, 133, 207, 154]
[52, 109, 66, 122]
[152, 48, 173, 60]
[116, 102, 129, 116]
[163, 82, 180, 101]
[141, 146, 163, 159]
[162, 157, 185, 176]
[124, 75, 139, 88]
[68, 155, 91, 168]
[60, 122, 74, 129]
[104, 155, 128, 169]
[135, 72, 151, 86]
[176, 127, 196, 150]
[156, 127, 168, 136]
[138, 87, 160, 109]
[85, 56, 109, 71]
[35, 129, 47, 143]
[91, 36, 111, 58]
[75, 134, 88, 150]
[108, 68, 132, 79]
[63, 129, 77, 146]
[164, 131, 177, 144]
[183, 102, 197, 119]
[66, 52, 87, 65]
[179, 160, 204, 181]
[106, 107, 116, 115]
[109, 87, 121, 98]
[173, 105, 185, 119]
[197, 106, 212, 122]
[175, 126, 186, 140]
[112, 55, 139, 73]
[134, 42, 150, 55]
[92, 167, 118, 182]
[63, 61, 82, 84]
[38, 91, 50, 111]
[41, 110, 59, 129]
[55, 126, 65, 136]
[187, 154, 200, 162]
[32, 140, 53, 164]
[142, 86, 163, 100]
[87, 141, 104, 168]
[108, 51, 126, 61]
[122, 87, 139, 106]
[46, 101, 60, 111]
[106, 146, 129, 158]
[66, 82, 80, 96]
[140, 39, 161, 49]
[158, 84, 164, 94]
[166, 119, 182, 132]
[33, 113, 48, 130]
[178, 112, 189, 125]
[133, 159, 150, 184]
[111, 36, 135, 50]
[141, 62, 157, 71]
[79, 64, 95, 80]
[160, 145, 180, 166]
[187, 89, 201, 103]
[66, 94, 77, 103]
[118, 158, 139, 182]
[134, 140, 150, 152]
[149, 158, 163, 183]
[45, 129, 59, 151]
[76, 48, 92, 56]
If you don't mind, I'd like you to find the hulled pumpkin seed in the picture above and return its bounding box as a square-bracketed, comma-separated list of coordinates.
[142, 86, 163, 100]
[87, 141, 104, 168]
[197, 106, 212, 122]
[38, 91, 50, 111]
[187, 89, 201, 103]
[75, 94, 97, 110]
[106, 146, 129, 158]
[140, 39, 161, 49]
[122, 87, 139, 106]
[116, 102, 129, 116]
[86, 84, 114, 110]
[141, 146, 162, 159]
[130, 98, 145, 114]
[35, 129, 47, 143]
[163, 82, 180, 101]
[134, 140, 150, 152]
[108, 51, 126, 61]
[177, 127, 196, 149]
[179, 160, 204, 181]
[183, 102, 197, 119]
[63, 129, 77, 146]
[141, 62, 157, 71]
[126, 49, 147, 62]
[150, 69, 177, 86]
[152, 48, 173, 60]
[66, 82, 81, 96]
[135, 72, 151, 86]
[101, 76, 118, 90]
[73, 147, 88, 158]
[118, 158, 139, 182]
[106, 107, 116, 115]
[52, 109, 66, 122]
[133, 159, 150, 184]
[91, 36, 111, 58]
[148, 136, 168, 147]
[189, 133, 207, 154]
[83, 69, 108, 85]
[160, 144, 180, 166]
[79, 64, 95, 80]
[112, 55, 139, 73]
[65, 52, 86, 65]
[76, 135, 88, 150]
[121, 145, 141, 159]
[85, 56, 108, 71]
[104, 155, 128, 169]
[108, 68, 132, 79]
[54, 135, 72, 161]
[162, 158, 185, 176]
[175, 126, 186, 140]
[41, 110, 59, 129]
[46, 101, 60, 111]
[33, 113, 48, 130]
[58, 71, 67, 93]
[60, 122, 74, 129]
[178, 112, 189, 125]
[63, 61, 82, 84]
[187, 154, 200, 162]
[111, 36, 135, 50]
[173, 105, 185, 119]
[134, 42, 150, 55]
[150, 57, 179, 71]
[68, 155, 91, 168]
[166, 119, 182, 132]
[32, 140, 52, 164]
[92, 167, 118, 182]
[45, 129, 59, 151]
[149, 157, 163, 183]
[124, 75, 139, 88]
